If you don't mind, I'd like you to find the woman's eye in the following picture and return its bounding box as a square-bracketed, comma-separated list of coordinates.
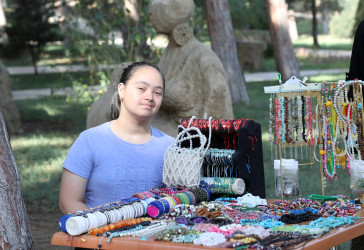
[155, 91, 162, 96]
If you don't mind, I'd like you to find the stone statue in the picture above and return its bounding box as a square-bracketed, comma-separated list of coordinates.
[0, 60, 21, 136]
[149, 0, 234, 135]
[86, 0, 234, 136]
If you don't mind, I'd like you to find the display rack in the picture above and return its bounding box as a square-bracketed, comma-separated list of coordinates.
[264, 78, 364, 198]
[178, 118, 266, 198]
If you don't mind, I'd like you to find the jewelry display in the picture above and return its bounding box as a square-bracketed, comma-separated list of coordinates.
[274, 159, 299, 197]
[264, 78, 364, 196]
[179, 117, 266, 198]
[236, 193, 267, 208]
[192, 232, 226, 247]
[55, 106, 364, 249]
[200, 177, 245, 195]
[202, 148, 236, 178]
[350, 159, 364, 193]
[57, 185, 361, 249]
[163, 116, 213, 188]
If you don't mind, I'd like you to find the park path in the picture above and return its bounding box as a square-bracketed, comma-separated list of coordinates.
[8, 65, 348, 100]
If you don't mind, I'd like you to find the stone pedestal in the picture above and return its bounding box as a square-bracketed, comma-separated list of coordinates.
[234, 29, 270, 71]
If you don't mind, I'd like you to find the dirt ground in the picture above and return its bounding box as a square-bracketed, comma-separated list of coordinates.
[28, 208, 70, 249]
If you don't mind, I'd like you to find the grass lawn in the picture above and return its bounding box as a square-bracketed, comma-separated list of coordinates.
[1, 43, 87, 67]
[12, 96, 88, 212]
[10, 71, 91, 90]
[292, 34, 354, 51]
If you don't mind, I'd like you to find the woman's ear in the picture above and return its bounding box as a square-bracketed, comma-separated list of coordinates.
[118, 83, 125, 100]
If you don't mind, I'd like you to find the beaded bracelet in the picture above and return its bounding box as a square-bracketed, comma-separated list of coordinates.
[147, 200, 165, 218]
[170, 195, 181, 205]
[160, 198, 171, 214]
[193, 232, 226, 247]
[185, 191, 196, 204]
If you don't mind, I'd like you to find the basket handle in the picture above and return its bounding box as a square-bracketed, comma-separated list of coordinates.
[175, 125, 207, 151]
[173, 116, 213, 152]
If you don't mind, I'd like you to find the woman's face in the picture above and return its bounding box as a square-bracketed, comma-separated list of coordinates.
[118, 66, 164, 121]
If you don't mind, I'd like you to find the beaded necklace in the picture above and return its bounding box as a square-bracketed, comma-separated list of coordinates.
[193, 232, 226, 247]
[275, 97, 281, 145]
[269, 94, 274, 161]
[320, 82, 337, 180]
[257, 232, 313, 249]
[309, 216, 360, 228]
[307, 97, 314, 146]
[333, 80, 358, 158]
[281, 97, 286, 144]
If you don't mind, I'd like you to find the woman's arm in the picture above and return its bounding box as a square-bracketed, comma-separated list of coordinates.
[59, 168, 89, 214]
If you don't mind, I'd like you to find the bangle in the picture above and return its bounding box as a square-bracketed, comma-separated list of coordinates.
[160, 198, 171, 213]
[147, 200, 164, 218]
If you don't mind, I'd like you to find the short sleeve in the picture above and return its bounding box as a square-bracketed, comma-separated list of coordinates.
[63, 131, 93, 179]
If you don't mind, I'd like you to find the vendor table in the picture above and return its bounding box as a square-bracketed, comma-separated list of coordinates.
[51, 204, 364, 249]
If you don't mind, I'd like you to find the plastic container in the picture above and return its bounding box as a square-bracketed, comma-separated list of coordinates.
[350, 159, 364, 193]
[274, 159, 299, 197]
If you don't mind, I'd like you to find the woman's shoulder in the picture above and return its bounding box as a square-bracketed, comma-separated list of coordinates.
[80, 122, 111, 138]
[151, 126, 175, 144]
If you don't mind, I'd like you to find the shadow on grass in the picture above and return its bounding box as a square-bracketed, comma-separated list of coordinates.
[16, 96, 89, 133]
[12, 96, 90, 212]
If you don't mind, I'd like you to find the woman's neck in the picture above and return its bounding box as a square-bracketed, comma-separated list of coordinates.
[110, 114, 152, 144]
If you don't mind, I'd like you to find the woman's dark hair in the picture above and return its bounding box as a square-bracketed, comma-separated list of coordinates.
[110, 61, 165, 119]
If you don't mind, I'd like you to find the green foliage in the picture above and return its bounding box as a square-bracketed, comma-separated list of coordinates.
[68, 70, 109, 105]
[64, 0, 158, 79]
[353, 0, 364, 36]
[4, 0, 62, 70]
[10, 72, 90, 90]
[295, 19, 324, 35]
[329, 0, 359, 38]
[192, 0, 268, 41]
[229, 0, 268, 30]
[62, 0, 160, 102]
[191, 0, 209, 42]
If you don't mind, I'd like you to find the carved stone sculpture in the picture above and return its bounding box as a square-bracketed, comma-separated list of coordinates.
[86, 0, 234, 136]
[149, 0, 234, 135]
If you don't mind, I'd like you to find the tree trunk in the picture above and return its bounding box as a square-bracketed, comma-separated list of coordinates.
[0, 1, 8, 44]
[312, 0, 320, 48]
[0, 107, 34, 249]
[204, 0, 249, 103]
[321, 4, 329, 34]
[264, 0, 300, 81]
[28, 45, 38, 75]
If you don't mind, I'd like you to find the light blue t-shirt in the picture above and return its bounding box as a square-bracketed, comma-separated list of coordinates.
[63, 122, 174, 208]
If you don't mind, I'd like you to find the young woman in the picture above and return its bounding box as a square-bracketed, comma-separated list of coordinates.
[59, 62, 174, 214]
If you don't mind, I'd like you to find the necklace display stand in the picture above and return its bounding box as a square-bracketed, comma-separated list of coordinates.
[264, 78, 364, 199]
[265, 79, 322, 199]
